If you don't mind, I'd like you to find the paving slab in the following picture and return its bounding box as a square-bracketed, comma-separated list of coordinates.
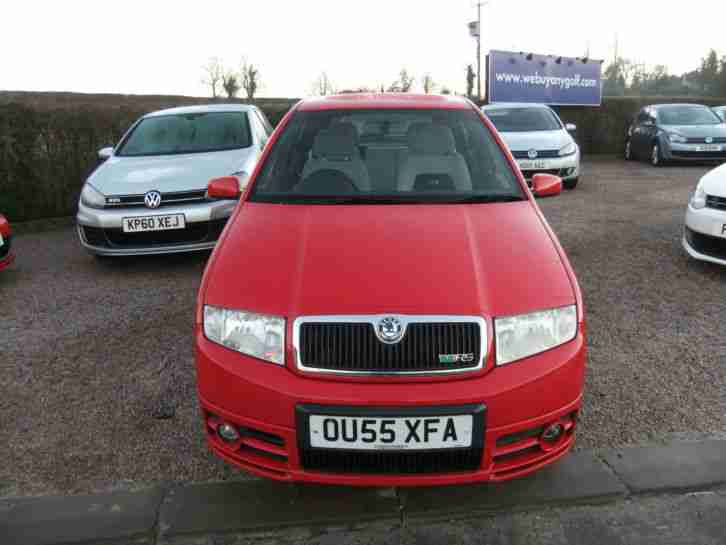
[601, 440, 726, 494]
[400, 452, 627, 520]
[158, 480, 400, 539]
[0, 487, 164, 545]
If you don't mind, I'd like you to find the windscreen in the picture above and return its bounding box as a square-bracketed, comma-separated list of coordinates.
[117, 112, 251, 156]
[484, 107, 562, 132]
[657, 106, 722, 126]
[248, 109, 524, 205]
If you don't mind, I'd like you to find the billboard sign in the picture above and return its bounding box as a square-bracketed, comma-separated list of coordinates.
[488, 50, 602, 106]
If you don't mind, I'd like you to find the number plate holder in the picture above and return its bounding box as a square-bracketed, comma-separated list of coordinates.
[297, 404, 486, 453]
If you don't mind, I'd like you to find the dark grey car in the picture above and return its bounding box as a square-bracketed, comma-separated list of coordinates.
[625, 104, 726, 166]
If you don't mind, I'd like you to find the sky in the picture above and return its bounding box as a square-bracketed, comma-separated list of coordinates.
[2, 0, 724, 98]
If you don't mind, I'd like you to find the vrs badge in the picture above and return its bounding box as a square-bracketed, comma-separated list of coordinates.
[438, 353, 475, 364]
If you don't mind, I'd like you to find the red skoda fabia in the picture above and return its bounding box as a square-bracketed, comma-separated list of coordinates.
[0, 214, 14, 272]
[195, 94, 585, 486]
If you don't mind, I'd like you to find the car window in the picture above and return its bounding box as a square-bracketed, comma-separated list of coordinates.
[117, 112, 252, 156]
[249, 108, 525, 205]
[484, 107, 562, 132]
[657, 105, 722, 126]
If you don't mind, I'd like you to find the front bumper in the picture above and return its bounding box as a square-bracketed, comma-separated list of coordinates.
[196, 328, 586, 486]
[663, 141, 726, 162]
[76, 199, 236, 256]
[514, 152, 580, 182]
[683, 203, 726, 265]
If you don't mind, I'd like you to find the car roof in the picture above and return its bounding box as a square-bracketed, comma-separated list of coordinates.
[482, 102, 550, 110]
[297, 93, 473, 112]
[649, 103, 710, 110]
[144, 104, 255, 118]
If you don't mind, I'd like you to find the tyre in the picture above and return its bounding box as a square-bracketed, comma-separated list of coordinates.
[563, 177, 579, 190]
[624, 139, 633, 161]
[650, 142, 663, 167]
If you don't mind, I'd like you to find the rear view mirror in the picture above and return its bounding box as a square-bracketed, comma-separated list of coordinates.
[532, 174, 563, 198]
[207, 176, 241, 199]
[98, 146, 114, 160]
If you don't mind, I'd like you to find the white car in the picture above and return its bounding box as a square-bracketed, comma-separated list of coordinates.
[683, 163, 726, 265]
[482, 103, 580, 189]
[77, 104, 273, 257]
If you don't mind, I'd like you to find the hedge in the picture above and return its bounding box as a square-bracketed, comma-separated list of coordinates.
[2, 93, 725, 222]
[0, 96, 296, 222]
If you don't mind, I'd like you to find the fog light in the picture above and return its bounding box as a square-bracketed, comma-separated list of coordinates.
[218, 423, 240, 443]
[541, 423, 564, 443]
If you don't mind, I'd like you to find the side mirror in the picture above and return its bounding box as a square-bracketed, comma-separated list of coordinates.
[207, 176, 241, 199]
[532, 173, 563, 198]
[98, 146, 114, 160]
[565, 123, 577, 133]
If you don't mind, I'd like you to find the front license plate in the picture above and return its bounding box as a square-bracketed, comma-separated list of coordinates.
[518, 160, 547, 170]
[696, 144, 722, 152]
[712, 223, 726, 238]
[122, 214, 186, 233]
[308, 414, 473, 450]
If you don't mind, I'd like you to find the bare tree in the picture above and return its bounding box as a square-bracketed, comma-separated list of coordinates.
[241, 61, 261, 100]
[222, 72, 241, 98]
[422, 73, 437, 94]
[201, 57, 224, 98]
[311, 72, 335, 96]
[466, 65, 475, 98]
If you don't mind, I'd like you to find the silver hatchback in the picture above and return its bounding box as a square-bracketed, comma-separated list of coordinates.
[77, 104, 273, 256]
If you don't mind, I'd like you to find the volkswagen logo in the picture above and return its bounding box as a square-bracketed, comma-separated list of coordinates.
[527, 149, 538, 159]
[144, 190, 162, 209]
[375, 316, 405, 344]
[705, 136, 714, 144]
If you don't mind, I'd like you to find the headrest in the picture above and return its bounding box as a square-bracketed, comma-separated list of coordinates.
[406, 122, 432, 139]
[312, 128, 359, 161]
[329, 122, 360, 144]
[408, 125, 456, 155]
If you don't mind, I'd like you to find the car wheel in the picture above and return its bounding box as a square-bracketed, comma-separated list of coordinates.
[651, 142, 662, 167]
[563, 177, 579, 190]
[624, 139, 633, 161]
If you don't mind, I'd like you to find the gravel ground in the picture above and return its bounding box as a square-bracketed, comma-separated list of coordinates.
[1, 158, 725, 496]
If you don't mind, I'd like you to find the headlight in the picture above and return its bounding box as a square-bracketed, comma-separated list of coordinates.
[204, 305, 285, 365]
[690, 181, 707, 209]
[668, 132, 687, 144]
[558, 142, 577, 156]
[80, 184, 106, 209]
[495, 305, 577, 366]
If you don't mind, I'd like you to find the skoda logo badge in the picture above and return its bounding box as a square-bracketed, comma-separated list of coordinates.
[376, 316, 404, 344]
[527, 149, 538, 159]
[705, 136, 713, 144]
[144, 190, 162, 209]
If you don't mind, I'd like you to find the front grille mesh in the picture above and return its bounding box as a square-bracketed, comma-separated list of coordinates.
[105, 189, 208, 208]
[706, 195, 726, 211]
[511, 150, 560, 159]
[81, 219, 227, 249]
[300, 448, 483, 474]
[298, 322, 481, 373]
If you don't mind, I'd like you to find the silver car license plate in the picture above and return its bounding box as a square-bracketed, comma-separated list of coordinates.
[122, 214, 186, 233]
[308, 414, 473, 450]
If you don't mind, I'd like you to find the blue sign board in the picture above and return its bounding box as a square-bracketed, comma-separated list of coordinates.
[488, 50, 602, 106]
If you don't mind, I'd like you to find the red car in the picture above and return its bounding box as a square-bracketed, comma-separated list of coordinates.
[195, 94, 585, 486]
[0, 214, 14, 271]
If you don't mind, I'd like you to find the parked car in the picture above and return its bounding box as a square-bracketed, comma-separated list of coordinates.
[195, 93, 585, 486]
[482, 103, 580, 189]
[625, 104, 726, 166]
[77, 104, 273, 257]
[713, 106, 726, 122]
[683, 163, 726, 265]
[0, 214, 14, 271]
